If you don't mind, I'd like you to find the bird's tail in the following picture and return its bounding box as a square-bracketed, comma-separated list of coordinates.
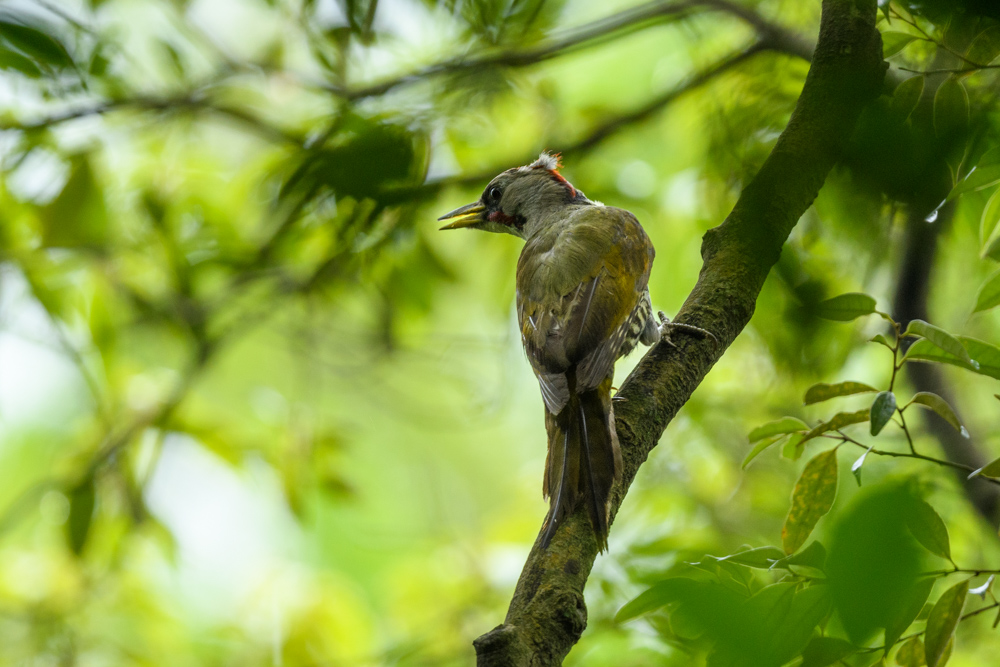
[541, 376, 622, 551]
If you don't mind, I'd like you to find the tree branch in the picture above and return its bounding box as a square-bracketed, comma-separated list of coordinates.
[473, 1, 887, 664]
[337, 0, 811, 100]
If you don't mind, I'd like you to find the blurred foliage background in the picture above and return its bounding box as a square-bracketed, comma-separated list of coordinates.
[1, 0, 1000, 665]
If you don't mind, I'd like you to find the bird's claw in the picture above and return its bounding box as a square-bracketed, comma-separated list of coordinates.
[658, 310, 719, 349]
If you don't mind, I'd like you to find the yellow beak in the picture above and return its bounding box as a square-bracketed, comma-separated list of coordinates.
[438, 202, 486, 230]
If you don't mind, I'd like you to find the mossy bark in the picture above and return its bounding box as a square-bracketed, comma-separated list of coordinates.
[474, 2, 887, 664]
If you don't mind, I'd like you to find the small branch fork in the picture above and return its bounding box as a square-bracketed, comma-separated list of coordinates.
[474, 1, 887, 664]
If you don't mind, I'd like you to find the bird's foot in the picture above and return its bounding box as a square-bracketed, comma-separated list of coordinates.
[658, 311, 719, 349]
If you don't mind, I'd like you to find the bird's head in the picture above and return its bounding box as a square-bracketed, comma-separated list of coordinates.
[438, 152, 586, 238]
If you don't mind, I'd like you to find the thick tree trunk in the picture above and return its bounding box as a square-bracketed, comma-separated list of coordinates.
[473, 1, 887, 664]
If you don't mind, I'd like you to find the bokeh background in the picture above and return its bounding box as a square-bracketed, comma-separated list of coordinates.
[1, 0, 1000, 664]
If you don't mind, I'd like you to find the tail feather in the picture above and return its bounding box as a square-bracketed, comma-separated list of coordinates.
[540, 376, 621, 550]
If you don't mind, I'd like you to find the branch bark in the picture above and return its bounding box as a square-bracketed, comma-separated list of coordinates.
[473, 1, 887, 664]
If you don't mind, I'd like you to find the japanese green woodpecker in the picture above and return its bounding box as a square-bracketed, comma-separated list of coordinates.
[439, 153, 697, 550]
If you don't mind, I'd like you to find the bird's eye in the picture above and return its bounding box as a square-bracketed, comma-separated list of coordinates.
[488, 186, 502, 202]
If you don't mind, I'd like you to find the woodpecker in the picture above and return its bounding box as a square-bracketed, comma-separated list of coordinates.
[439, 153, 706, 550]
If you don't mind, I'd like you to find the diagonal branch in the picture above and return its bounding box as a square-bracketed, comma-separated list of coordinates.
[337, 0, 809, 100]
[472, 1, 887, 665]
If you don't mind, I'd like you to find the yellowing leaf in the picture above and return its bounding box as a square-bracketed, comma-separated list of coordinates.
[895, 636, 926, 666]
[782, 449, 839, 554]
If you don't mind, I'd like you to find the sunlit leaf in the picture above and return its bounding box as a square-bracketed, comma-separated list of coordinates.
[890, 75, 924, 120]
[881, 31, 918, 58]
[748, 416, 809, 443]
[905, 498, 951, 561]
[800, 636, 856, 667]
[903, 320, 975, 368]
[39, 156, 110, 248]
[775, 539, 828, 571]
[870, 391, 896, 436]
[934, 78, 969, 139]
[782, 449, 838, 554]
[816, 292, 877, 321]
[804, 381, 878, 405]
[905, 392, 965, 436]
[924, 580, 968, 667]
[885, 578, 935, 657]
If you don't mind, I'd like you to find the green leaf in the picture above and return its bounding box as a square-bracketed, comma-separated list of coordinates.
[0, 18, 74, 70]
[781, 540, 828, 570]
[870, 391, 897, 436]
[0, 44, 41, 77]
[782, 449, 839, 554]
[968, 456, 1000, 480]
[882, 31, 918, 58]
[903, 320, 975, 368]
[967, 25, 1000, 66]
[885, 578, 935, 656]
[973, 269, 1000, 313]
[895, 636, 925, 666]
[801, 636, 857, 667]
[816, 292, 878, 321]
[906, 392, 966, 437]
[980, 186, 1000, 247]
[905, 499, 951, 561]
[871, 333, 895, 350]
[742, 434, 785, 469]
[890, 75, 924, 121]
[615, 578, 701, 623]
[804, 381, 878, 405]
[66, 477, 96, 556]
[924, 580, 967, 667]
[799, 409, 871, 447]
[40, 156, 110, 248]
[950, 166, 1000, 201]
[748, 416, 809, 443]
[933, 78, 969, 139]
[782, 432, 807, 461]
[904, 336, 1000, 379]
[714, 546, 785, 569]
[852, 446, 874, 486]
